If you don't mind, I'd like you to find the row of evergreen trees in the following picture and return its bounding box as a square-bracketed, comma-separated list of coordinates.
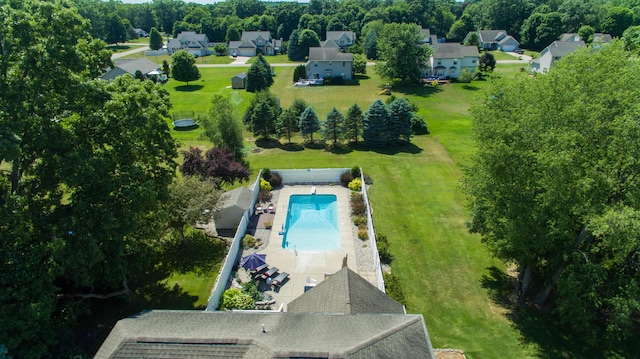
[242, 92, 428, 147]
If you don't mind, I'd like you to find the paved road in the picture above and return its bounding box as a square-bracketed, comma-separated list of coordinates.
[111, 44, 149, 60]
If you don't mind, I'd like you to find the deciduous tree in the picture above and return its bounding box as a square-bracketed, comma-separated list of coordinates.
[171, 50, 201, 85]
[376, 23, 431, 81]
[149, 27, 163, 50]
[478, 52, 496, 72]
[299, 29, 321, 58]
[200, 95, 244, 156]
[353, 53, 367, 74]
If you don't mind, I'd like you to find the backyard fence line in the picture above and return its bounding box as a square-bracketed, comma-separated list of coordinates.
[360, 170, 385, 292]
[145, 49, 168, 56]
[206, 172, 261, 311]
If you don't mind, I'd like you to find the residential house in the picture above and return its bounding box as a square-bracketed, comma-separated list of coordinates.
[529, 40, 585, 73]
[306, 47, 353, 80]
[100, 58, 166, 82]
[134, 28, 148, 38]
[418, 28, 438, 46]
[228, 31, 283, 57]
[558, 32, 612, 48]
[465, 30, 520, 52]
[95, 266, 436, 358]
[166, 31, 210, 57]
[322, 30, 356, 51]
[427, 43, 479, 79]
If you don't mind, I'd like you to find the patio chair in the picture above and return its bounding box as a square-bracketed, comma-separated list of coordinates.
[271, 272, 290, 288]
[250, 264, 269, 278]
[260, 267, 279, 280]
[267, 203, 274, 213]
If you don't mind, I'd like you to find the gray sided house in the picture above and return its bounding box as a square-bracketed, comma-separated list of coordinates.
[100, 58, 165, 82]
[306, 47, 353, 80]
[166, 31, 210, 57]
[229, 31, 283, 57]
[530, 40, 585, 74]
[558, 32, 612, 49]
[231, 73, 247, 89]
[214, 186, 254, 229]
[466, 30, 519, 52]
[323, 30, 356, 51]
[95, 267, 436, 359]
[418, 28, 438, 46]
[427, 43, 479, 79]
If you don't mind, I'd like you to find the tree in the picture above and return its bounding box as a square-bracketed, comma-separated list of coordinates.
[344, 103, 363, 145]
[293, 64, 307, 81]
[322, 107, 345, 146]
[376, 23, 431, 81]
[364, 31, 378, 60]
[167, 176, 221, 240]
[299, 106, 321, 142]
[0, 2, 176, 356]
[534, 12, 564, 50]
[478, 52, 496, 73]
[214, 43, 227, 55]
[288, 29, 303, 61]
[387, 98, 413, 144]
[171, 50, 201, 85]
[602, 6, 635, 38]
[149, 27, 163, 50]
[353, 53, 367, 75]
[105, 13, 127, 44]
[463, 31, 480, 47]
[256, 54, 274, 86]
[242, 90, 280, 130]
[200, 95, 244, 156]
[363, 99, 389, 147]
[276, 107, 299, 144]
[448, 14, 475, 42]
[179, 147, 249, 185]
[162, 59, 171, 78]
[558, 0, 604, 33]
[226, 24, 242, 42]
[464, 42, 640, 343]
[623, 25, 640, 53]
[134, 69, 145, 81]
[458, 69, 474, 83]
[578, 25, 595, 45]
[299, 29, 321, 58]
[246, 61, 270, 92]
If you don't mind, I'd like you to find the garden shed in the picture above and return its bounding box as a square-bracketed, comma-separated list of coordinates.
[231, 73, 246, 89]
[214, 186, 254, 229]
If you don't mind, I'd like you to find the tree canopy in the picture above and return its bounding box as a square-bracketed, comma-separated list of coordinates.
[299, 106, 321, 142]
[464, 42, 640, 343]
[376, 23, 431, 81]
[200, 94, 244, 156]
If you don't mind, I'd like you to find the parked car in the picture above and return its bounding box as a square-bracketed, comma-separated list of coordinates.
[515, 49, 525, 54]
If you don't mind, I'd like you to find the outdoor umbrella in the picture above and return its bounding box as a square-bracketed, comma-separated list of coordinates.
[241, 252, 267, 270]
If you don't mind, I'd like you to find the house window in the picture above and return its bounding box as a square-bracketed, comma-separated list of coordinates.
[342, 62, 345, 66]
[314, 63, 318, 67]
[472, 60, 476, 64]
[453, 61, 457, 65]
[437, 60, 441, 65]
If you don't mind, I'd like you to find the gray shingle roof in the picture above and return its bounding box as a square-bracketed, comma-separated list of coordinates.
[432, 43, 479, 59]
[558, 33, 612, 43]
[241, 31, 272, 42]
[288, 266, 405, 314]
[114, 58, 160, 75]
[308, 47, 353, 62]
[547, 40, 585, 56]
[478, 30, 507, 42]
[220, 186, 253, 211]
[95, 268, 435, 359]
[326, 30, 356, 42]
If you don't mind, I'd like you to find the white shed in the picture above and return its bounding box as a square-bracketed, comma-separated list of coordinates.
[214, 186, 254, 229]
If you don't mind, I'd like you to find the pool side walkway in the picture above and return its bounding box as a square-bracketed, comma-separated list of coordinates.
[241, 185, 363, 309]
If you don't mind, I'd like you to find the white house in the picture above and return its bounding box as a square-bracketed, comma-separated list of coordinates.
[305, 47, 353, 80]
[558, 32, 612, 49]
[465, 30, 519, 52]
[418, 28, 438, 45]
[228, 31, 283, 57]
[426, 43, 479, 79]
[166, 31, 210, 57]
[529, 40, 585, 73]
[322, 31, 356, 51]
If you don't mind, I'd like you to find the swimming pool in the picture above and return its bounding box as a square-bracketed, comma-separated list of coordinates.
[282, 194, 340, 251]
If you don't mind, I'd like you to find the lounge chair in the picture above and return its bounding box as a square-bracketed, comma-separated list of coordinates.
[260, 267, 279, 280]
[267, 203, 274, 213]
[250, 264, 269, 277]
[271, 272, 290, 288]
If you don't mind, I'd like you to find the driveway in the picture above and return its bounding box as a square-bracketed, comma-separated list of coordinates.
[111, 44, 149, 60]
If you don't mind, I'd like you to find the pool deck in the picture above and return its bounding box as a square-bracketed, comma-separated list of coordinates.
[241, 185, 370, 309]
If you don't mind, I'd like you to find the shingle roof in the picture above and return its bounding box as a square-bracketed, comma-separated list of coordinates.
[95, 267, 435, 359]
[220, 186, 253, 211]
[241, 31, 272, 42]
[326, 30, 356, 42]
[288, 266, 405, 314]
[547, 40, 585, 56]
[321, 39, 340, 48]
[558, 32, 612, 43]
[308, 47, 353, 62]
[432, 43, 479, 59]
[113, 58, 160, 75]
[498, 35, 519, 45]
[478, 30, 507, 42]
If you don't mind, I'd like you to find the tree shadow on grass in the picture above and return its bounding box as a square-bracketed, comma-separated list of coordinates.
[279, 142, 305, 152]
[255, 137, 281, 149]
[385, 80, 444, 98]
[160, 231, 227, 276]
[174, 84, 204, 92]
[481, 266, 640, 359]
[351, 142, 423, 155]
[462, 85, 480, 91]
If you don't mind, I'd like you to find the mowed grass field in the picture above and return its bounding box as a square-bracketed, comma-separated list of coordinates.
[163, 64, 541, 358]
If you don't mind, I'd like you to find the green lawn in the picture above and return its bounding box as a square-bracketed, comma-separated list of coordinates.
[152, 65, 635, 358]
[247, 54, 305, 64]
[120, 52, 235, 65]
[488, 50, 520, 60]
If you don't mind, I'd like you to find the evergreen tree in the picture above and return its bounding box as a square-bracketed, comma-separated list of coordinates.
[251, 100, 277, 138]
[364, 31, 378, 60]
[464, 31, 480, 47]
[345, 103, 363, 144]
[353, 54, 367, 74]
[322, 107, 345, 147]
[246, 61, 269, 93]
[363, 99, 389, 148]
[149, 27, 163, 50]
[388, 98, 413, 145]
[242, 91, 280, 127]
[288, 29, 303, 61]
[276, 107, 299, 144]
[478, 52, 496, 73]
[299, 106, 321, 142]
[299, 29, 321, 58]
[256, 54, 274, 86]
[162, 59, 170, 77]
[293, 64, 307, 82]
[171, 50, 201, 85]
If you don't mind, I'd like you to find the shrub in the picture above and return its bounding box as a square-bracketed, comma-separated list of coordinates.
[258, 189, 272, 202]
[348, 178, 362, 191]
[376, 233, 393, 263]
[241, 280, 263, 301]
[323, 76, 344, 85]
[242, 234, 256, 249]
[269, 171, 282, 188]
[362, 173, 374, 185]
[358, 228, 368, 240]
[458, 69, 474, 83]
[263, 221, 272, 229]
[350, 192, 366, 216]
[340, 171, 353, 187]
[353, 215, 367, 226]
[220, 288, 255, 310]
[382, 272, 406, 305]
[261, 168, 271, 180]
[260, 178, 272, 191]
[351, 166, 361, 178]
[411, 114, 429, 135]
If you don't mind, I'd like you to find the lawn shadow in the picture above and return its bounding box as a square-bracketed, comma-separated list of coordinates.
[462, 85, 480, 91]
[326, 145, 353, 154]
[354, 142, 423, 155]
[481, 266, 640, 359]
[279, 142, 305, 152]
[386, 80, 444, 98]
[304, 141, 327, 150]
[173, 124, 199, 131]
[160, 231, 227, 276]
[174, 84, 204, 92]
[255, 137, 281, 149]
[106, 44, 131, 51]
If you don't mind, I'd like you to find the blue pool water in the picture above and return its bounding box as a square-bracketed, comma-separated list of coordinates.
[282, 194, 340, 251]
